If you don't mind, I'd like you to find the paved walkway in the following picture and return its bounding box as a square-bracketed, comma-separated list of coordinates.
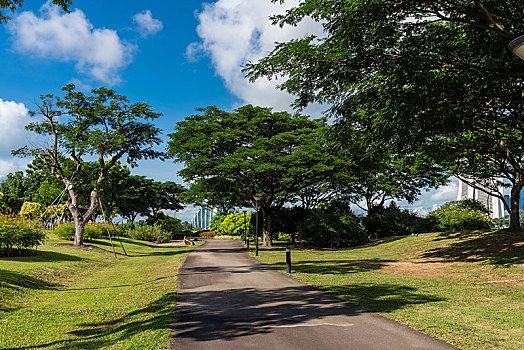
[172, 240, 458, 350]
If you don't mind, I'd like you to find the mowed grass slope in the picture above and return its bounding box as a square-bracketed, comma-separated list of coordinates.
[253, 230, 524, 350]
[0, 234, 195, 349]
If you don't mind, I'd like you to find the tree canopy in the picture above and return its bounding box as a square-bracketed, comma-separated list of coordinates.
[168, 105, 336, 245]
[14, 84, 163, 245]
[246, 0, 524, 228]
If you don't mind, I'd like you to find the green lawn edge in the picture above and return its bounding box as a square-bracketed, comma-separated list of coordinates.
[0, 234, 196, 349]
[251, 230, 524, 350]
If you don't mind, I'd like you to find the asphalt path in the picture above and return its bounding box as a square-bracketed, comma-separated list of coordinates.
[172, 240, 458, 350]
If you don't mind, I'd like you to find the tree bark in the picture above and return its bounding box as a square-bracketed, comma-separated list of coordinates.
[73, 218, 85, 246]
[261, 209, 273, 247]
[509, 183, 523, 229]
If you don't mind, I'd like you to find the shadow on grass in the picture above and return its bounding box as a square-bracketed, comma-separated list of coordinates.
[89, 239, 192, 257]
[422, 229, 524, 265]
[326, 283, 446, 313]
[62, 276, 170, 291]
[0, 250, 83, 263]
[270, 259, 395, 275]
[0, 269, 58, 292]
[0, 293, 178, 350]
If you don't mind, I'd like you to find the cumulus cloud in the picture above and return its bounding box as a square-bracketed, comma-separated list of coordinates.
[398, 178, 459, 215]
[7, 2, 134, 85]
[133, 10, 163, 37]
[189, 0, 325, 114]
[0, 99, 33, 177]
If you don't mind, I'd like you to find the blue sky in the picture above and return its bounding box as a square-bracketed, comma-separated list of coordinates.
[0, 0, 458, 221]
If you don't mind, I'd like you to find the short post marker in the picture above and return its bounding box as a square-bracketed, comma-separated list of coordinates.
[286, 247, 291, 274]
[247, 237, 250, 250]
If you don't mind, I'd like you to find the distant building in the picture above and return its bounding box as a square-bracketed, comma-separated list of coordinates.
[456, 178, 505, 219]
[191, 207, 217, 230]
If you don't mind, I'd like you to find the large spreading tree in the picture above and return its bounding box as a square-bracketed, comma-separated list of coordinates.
[246, 0, 524, 229]
[14, 84, 163, 245]
[168, 105, 336, 246]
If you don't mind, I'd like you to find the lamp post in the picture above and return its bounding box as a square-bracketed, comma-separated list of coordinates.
[509, 35, 524, 59]
[253, 195, 263, 256]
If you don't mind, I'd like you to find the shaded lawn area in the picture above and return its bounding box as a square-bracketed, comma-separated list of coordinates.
[252, 230, 524, 350]
[0, 234, 195, 349]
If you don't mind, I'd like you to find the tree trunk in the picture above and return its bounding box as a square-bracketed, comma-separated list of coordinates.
[509, 184, 523, 230]
[262, 210, 272, 247]
[73, 219, 85, 246]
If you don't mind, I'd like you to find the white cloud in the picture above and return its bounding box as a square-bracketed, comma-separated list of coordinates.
[0, 99, 32, 177]
[430, 178, 458, 201]
[133, 10, 163, 38]
[190, 0, 325, 114]
[7, 2, 134, 85]
[398, 178, 459, 215]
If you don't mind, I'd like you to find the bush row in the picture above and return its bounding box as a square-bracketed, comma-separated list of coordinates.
[0, 213, 45, 256]
[53, 222, 122, 241]
[210, 199, 493, 249]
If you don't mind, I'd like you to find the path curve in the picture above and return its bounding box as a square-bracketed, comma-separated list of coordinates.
[172, 240, 458, 350]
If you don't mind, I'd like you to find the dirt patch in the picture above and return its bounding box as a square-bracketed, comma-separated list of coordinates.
[381, 261, 470, 277]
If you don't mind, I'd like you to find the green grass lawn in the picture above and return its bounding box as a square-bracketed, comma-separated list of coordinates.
[252, 230, 524, 350]
[0, 233, 195, 349]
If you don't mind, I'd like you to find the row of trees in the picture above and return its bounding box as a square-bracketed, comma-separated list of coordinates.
[3, 1, 524, 246]
[167, 105, 448, 246]
[0, 160, 184, 225]
[244, 0, 524, 229]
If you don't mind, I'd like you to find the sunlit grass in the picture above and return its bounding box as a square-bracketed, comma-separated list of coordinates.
[252, 230, 524, 350]
[0, 233, 195, 349]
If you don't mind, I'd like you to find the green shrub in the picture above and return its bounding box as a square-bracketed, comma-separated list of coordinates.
[362, 203, 436, 238]
[209, 212, 228, 232]
[277, 232, 292, 241]
[126, 224, 171, 243]
[0, 213, 45, 256]
[211, 212, 253, 236]
[273, 207, 310, 241]
[53, 222, 76, 240]
[53, 222, 121, 241]
[146, 212, 184, 235]
[299, 209, 368, 248]
[430, 200, 493, 231]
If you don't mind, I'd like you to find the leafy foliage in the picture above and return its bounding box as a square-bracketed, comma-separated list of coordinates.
[125, 224, 171, 243]
[18, 202, 45, 219]
[53, 222, 118, 241]
[145, 212, 184, 235]
[299, 209, 367, 248]
[430, 200, 493, 231]
[362, 203, 436, 238]
[168, 105, 335, 245]
[13, 84, 163, 245]
[209, 211, 252, 236]
[0, 213, 45, 256]
[246, 0, 524, 228]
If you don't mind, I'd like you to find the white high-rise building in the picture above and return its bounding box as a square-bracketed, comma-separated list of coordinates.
[456, 178, 505, 219]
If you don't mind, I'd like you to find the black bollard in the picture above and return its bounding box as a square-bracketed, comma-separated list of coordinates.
[247, 237, 250, 250]
[286, 247, 291, 274]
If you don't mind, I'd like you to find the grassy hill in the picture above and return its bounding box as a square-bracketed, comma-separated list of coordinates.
[253, 230, 524, 350]
[0, 234, 195, 349]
